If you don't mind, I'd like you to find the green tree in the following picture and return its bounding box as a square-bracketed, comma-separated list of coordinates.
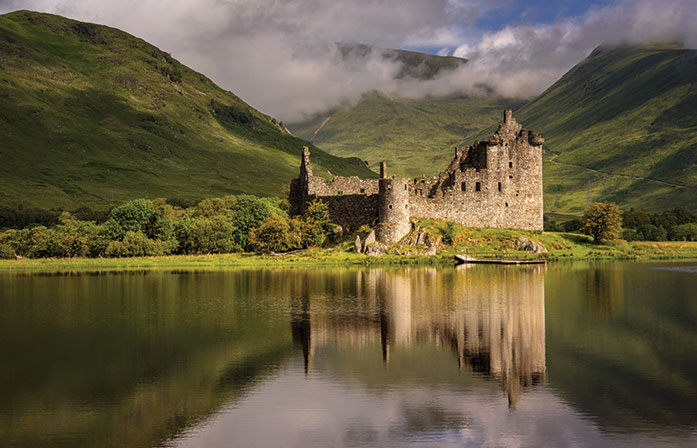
[108, 199, 158, 234]
[672, 223, 697, 241]
[581, 202, 623, 243]
[175, 215, 239, 254]
[231, 195, 285, 248]
[249, 215, 294, 253]
[105, 231, 167, 257]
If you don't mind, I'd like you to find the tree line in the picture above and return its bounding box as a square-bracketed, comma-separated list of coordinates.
[545, 205, 697, 242]
[0, 195, 337, 259]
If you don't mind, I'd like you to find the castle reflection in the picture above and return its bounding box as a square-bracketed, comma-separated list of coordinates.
[290, 266, 546, 408]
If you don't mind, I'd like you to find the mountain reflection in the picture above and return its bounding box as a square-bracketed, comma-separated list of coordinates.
[290, 266, 546, 407]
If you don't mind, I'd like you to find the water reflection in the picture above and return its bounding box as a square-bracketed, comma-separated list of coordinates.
[290, 267, 546, 408]
[1, 263, 697, 448]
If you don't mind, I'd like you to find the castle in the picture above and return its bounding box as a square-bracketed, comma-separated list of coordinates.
[289, 110, 544, 243]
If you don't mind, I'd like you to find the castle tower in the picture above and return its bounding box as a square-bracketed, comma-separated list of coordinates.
[376, 162, 411, 244]
[300, 146, 312, 182]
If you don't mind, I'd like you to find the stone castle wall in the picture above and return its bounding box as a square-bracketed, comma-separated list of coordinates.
[289, 110, 544, 241]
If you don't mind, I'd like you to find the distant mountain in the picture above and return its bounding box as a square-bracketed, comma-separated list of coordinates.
[0, 11, 374, 210]
[517, 44, 697, 213]
[336, 42, 467, 80]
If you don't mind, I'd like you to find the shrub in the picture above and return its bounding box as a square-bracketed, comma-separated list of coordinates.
[176, 215, 239, 254]
[0, 242, 15, 259]
[437, 221, 458, 245]
[672, 223, 697, 241]
[249, 215, 294, 253]
[105, 231, 167, 257]
[581, 202, 623, 243]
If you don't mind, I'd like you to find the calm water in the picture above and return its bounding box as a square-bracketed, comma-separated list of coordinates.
[1, 263, 696, 447]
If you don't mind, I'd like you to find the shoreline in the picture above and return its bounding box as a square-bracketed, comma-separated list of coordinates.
[2, 241, 697, 273]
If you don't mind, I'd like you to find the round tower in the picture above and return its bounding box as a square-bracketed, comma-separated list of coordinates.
[376, 174, 411, 244]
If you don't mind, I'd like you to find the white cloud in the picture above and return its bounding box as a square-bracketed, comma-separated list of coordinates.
[1, 0, 696, 121]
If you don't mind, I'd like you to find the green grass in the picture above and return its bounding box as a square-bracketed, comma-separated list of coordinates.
[3, 226, 696, 272]
[0, 11, 375, 210]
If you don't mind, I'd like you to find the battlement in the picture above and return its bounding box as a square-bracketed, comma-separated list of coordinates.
[289, 111, 543, 243]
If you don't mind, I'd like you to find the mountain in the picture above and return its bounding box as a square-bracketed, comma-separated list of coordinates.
[293, 44, 697, 213]
[336, 42, 468, 80]
[289, 93, 523, 178]
[0, 11, 374, 210]
[516, 44, 697, 213]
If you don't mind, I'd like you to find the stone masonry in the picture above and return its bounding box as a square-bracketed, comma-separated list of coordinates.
[289, 110, 544, 244]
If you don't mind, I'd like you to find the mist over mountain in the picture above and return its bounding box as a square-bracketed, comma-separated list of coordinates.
[2, 1, 696, 121]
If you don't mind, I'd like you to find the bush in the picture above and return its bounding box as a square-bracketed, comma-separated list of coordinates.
[0, 242, 15, 259]
[176, 215, 239, 254]
[437, 221, 458, 245]
[581, 202, 623, 243]
[105, 231, 167, 257]
[249, 215, 296, 253]
[672, 223, 697, 241]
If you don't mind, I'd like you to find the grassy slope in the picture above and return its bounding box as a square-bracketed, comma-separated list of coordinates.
[0, 11, 375, 210]
[289, 93, 523, 178]
[515, 44, 697, 214]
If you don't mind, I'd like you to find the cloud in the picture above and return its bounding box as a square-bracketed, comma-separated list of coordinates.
[1, 0, 696, 121]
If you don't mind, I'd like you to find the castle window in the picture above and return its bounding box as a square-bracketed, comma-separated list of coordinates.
[360, 188, 365, 194]
[509, 175, 513, 179]
[498, 182, 502, 192]
[404, 184, 407, 190]
[389, 204, 392, 209]
[461, 182, 466, 192]
[505, 202, 509, 207]
[475, 182, 481, 192]
[405, 204, 408, 209]
[509, 161, 513, 168]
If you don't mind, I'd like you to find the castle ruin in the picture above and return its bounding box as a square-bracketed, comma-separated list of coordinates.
[289, 110, 544, 243]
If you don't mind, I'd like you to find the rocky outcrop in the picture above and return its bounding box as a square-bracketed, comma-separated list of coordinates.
[515, 237, 547, 253]
[364, 242, 387, 256]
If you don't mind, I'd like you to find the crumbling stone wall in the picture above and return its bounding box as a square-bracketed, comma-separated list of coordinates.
[288, 110, 543, 242]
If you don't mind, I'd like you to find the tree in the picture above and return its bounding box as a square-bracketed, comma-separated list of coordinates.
[672, 223, 697, 241]
[231, 195, 285, 248]
[581, 202, 623, 243]
[249, 215, 294, 253]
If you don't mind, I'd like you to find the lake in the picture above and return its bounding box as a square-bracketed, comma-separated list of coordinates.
[1, 262, 696, 447]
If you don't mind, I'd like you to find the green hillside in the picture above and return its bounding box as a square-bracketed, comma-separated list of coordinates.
[288, 93, 522, 178]
[0, 11, 374, 210]
[515, 44, 697, 213]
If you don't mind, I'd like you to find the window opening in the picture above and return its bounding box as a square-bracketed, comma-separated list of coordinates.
[475, 182, 481, 192]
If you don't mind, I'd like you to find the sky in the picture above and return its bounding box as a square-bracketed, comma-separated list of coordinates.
[1, 0, 696, 121]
